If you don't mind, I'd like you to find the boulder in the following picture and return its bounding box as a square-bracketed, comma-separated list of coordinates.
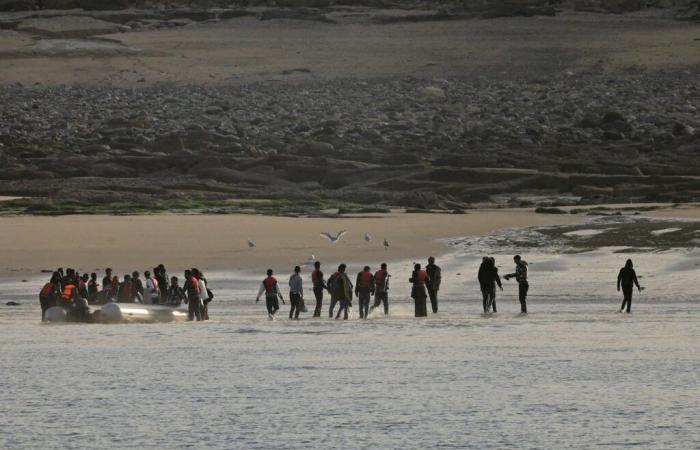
[420, 86, 446, 100]
[297, 140, 334, 157]
[673, 122, 695, 137]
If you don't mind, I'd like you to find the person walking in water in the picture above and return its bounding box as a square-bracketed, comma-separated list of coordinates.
[355, 266, 375, 319]
[617, 259, 642, 313]
[504, 255, 529, 314]
[478, 257, 502, 313]
[39, 272, 61, 321]
[256, 269, 285, 319]
[328, 264, 352, 319]
[184, 269, 202, 321]
[410, 263, 430, 317]
[371, 263, 390, 315]
[329, 264, 352, 320]
[289, 266, 304, 320]
[426, 257, 442, 314]
[311, 261, 328, 318]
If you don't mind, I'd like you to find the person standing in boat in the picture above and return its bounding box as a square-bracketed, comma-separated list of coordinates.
[617, 259, 643, 313]
[144, 270, 161, 304]
[166, 276, 187, 306]
[131, 271, 144, 303]
[102, 268, 113, 293]
[118, 274, 135, 303]
[409, 263, 430, 317]
[87, 272, 99, 304]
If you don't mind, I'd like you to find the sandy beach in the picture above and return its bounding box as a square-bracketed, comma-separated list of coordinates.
[0, 209, 582, 277]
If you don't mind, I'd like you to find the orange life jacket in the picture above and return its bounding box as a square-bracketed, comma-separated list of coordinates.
[263, 276, 277, 294]
[413, 270, 428, 287]
[189, 276, 200, 295]
[357, 271, 373, 289]
[62, 283, 77, 300]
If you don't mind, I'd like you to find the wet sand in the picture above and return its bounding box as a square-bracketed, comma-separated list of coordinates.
[0, 209, 581, 277]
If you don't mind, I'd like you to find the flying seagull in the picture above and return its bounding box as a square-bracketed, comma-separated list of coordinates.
[247, 240, 256, 248]
[320, 230, 347, 244]
[364, 232, 372, 243]
[383, 238, 390, 250]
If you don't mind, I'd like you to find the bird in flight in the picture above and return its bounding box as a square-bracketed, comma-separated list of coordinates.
[320, 230, 347, 244]
[383, 238, 390, 250]
[247, 239, 256, 248]
[364, 232, 372, 243]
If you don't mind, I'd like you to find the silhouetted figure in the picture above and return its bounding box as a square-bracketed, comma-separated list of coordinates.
[371, 263, 390, 315]
[355, 266, 374, 319]
[102, 268, 113, 293]
[426, 256, 442, 313]
[478, 257, 502, 313]
[328, 264, 352, 319]
[617, 259, 642, 313]
[504, 255, 528, 314]
[311, 261, 328, 318]
[410, 263, 430, 317]
[87, 272, 99, 304]
[328, 264, 352, 320]
[39, 272, 61, 321]
[131, 271, 144, 303]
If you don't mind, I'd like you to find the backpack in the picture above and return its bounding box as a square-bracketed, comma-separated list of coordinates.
[327, 273, 339, 296]
[39, 282, 55, 300]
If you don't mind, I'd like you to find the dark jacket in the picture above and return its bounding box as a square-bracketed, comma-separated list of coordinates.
[426, 264, 441, 291]
[506, 261, 528, 284]
[617, 267, 640, 290]
[478, 263, 502, 290]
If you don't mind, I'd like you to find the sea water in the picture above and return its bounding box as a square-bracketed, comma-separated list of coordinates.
[1, 223, 699, 449]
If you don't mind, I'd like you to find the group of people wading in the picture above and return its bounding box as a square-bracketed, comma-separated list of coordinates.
[255, 254, 644, 320]
[256, 257, 443, 320]
[39, 255, 644, 322]
[38, 265, 214, 322]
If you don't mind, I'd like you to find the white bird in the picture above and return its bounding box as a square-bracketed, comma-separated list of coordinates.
[383, 238, 390, 250]
[320, 230, 347, 244]
[303, 254, 316, 266]
[364, 232, 372, 243]
[247, 239, 256, 248]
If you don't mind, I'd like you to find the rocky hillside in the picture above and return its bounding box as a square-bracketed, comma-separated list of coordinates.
[1, 71, 698, 214]
[1, 0, 697, 13]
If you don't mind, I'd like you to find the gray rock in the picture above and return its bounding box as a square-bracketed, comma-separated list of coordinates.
[297, 141, 334, 156]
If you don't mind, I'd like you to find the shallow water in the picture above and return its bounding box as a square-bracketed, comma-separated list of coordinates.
[2, 221, 700, 449]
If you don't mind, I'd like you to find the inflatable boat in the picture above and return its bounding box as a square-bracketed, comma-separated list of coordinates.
[45, 302, 188, 323]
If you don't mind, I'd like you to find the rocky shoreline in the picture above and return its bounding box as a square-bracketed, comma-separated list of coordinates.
[1, 0, 699, 215]
[1, 69, 699, 215]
